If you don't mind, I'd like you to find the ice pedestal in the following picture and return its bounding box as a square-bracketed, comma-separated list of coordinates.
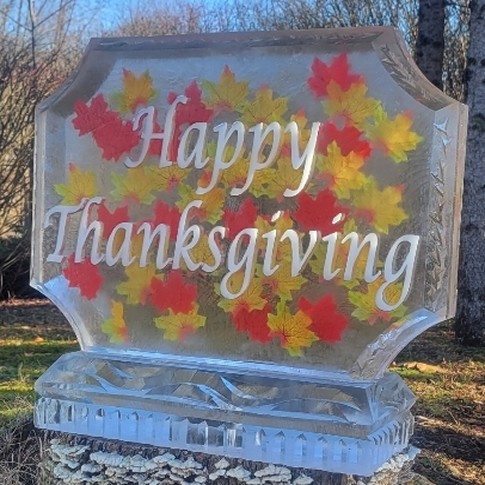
[35, 350, 415, 476]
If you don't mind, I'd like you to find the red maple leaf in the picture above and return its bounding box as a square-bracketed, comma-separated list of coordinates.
[317, 122, 372, 158]
[97, 203, 130, 236]
[92, 117, 140, 161]
[308, 53, 363, 98]
[292, 191, 347, 234]
[62, 255, 103, 300]
[149, 271, 197, 314]
[167, 81, 213, 160]
[72, 94, 140, 161]
[223, 198, 258, 236]
[232, 304, 272, 343]
[72, 95, 114, 135]
[298, 295, 348, 344]
[148, 115, 164, 156]
[147, 200, 181, 241]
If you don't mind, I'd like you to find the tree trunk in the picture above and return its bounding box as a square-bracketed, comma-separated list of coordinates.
[456, 0, 485, 346]
[415, 0, 446, 89]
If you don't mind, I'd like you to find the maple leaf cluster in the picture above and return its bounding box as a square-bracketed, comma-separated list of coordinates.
[58, 59, 422, 354]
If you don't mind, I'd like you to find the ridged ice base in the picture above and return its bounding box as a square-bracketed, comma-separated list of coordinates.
[34, 351, 416, 476]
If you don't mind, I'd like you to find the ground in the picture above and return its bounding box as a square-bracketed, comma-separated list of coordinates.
[0, 299, 484, 484]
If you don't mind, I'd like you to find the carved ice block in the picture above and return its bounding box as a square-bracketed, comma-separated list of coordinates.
[32, 27, 467, 475]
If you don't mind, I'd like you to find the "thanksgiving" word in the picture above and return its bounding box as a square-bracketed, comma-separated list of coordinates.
[44, 197, 420, 312]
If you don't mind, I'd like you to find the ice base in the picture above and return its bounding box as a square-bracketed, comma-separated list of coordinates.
[35, 351, 415, 476]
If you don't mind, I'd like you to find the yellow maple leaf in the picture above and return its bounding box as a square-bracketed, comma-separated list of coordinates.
[267, 301, 317, 356]
[111, 167, 156, 205]
[264, 158, 311, 201]
[325, 80, 380, 128]
[254, 213, 294, 264]
[177, 184, 224, 224]
[222, 154, 273, 198]
[116, 264, 157, 305]
[366, 106, 423, 162]
[202, 65, 249, 114]
[315, 141, 366, 199]
[112, 69, 157, 114]
[54, 164, 97, 205]
[351, 176, 408, 234]
[281, 110, 312, 151]
[217, 272, 266, 313]
[181, 233, 217, 272]
[257, 266, 306, 302]
[241, 86, 288, 125]
[154, 305, 206, 341]
[148, 165, 187, 193]
[348, 277, 407, 325]
[101, 300, 128, 343]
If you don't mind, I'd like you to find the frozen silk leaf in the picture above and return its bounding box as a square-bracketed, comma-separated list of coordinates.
[168, 81, 213, 161]
[154, 305, 206, 341]
[264, 160, 305, 201]
[315, 141, 366, 199]
[72, 94, 140, 161]
[267, 301, 317, 356]
[72, 94, 113, 136]
[202, 65, 249, 114]
[348, 278, 407, 325]
[223, 198, 258, 237]
[351, 176, 408, 234]
[150, 271, 197, 314]
[232, 304, 272, 343]
[217, 273, 266, 313]
[148, 165, 186, 193]
[317, 122, 371, 158]
[142, 200, 181, 242]
[112, 69, 157, 114]
[293, 190, 347, 234]
[258, 266, 306, 302]
[298, 295, 348, 344]
[177, 184, 224, 224]
[325, 81, 380, 128]
[241, 86, 288, 125]
[102, 300, 128, 343]
[62, 255, 103, 300]
[367, 106, 423, 162]
[111, 167, 156, 205]
[54, 164, 97, 205]
[116, 264, 157, 305]
[97, 203, 130, 237]
[308, 53, 363, 98]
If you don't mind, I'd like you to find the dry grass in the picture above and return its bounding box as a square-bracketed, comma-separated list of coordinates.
[0, 403, 46, 485]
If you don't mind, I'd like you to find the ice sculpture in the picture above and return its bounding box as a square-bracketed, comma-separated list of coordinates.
[32, 27, 467, 475]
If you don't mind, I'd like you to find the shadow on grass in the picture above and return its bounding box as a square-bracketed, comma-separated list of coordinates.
[0, 299, 67, 325]
[413, 452, 480, 485]
[413, 423, 484, 463]
[396, 319, 485, 366]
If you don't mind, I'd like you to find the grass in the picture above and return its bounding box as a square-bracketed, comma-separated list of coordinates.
[0, 299, 484, 484]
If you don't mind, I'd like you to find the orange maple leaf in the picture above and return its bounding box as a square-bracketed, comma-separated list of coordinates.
[112, 69, 157, 113]
[101, 300, 129, 343]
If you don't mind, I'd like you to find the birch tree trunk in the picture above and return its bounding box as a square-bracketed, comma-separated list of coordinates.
[456, 0, 485, 346]
[415, 0, 445, 88]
